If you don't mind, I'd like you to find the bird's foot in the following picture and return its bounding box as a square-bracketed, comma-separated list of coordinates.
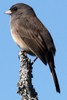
[31, 57, 38, 65]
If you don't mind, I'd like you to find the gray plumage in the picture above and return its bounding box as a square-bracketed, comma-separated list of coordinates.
[6, 3, 60, 93]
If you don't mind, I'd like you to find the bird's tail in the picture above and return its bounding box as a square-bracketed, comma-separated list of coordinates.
[45, 51, 60, 93]
[48, 61, 60, 93]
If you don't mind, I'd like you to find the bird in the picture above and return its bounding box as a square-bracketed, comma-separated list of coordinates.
[5, 3, 60, 93]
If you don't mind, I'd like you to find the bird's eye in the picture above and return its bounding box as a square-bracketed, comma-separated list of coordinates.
[13, 7, 17, 11]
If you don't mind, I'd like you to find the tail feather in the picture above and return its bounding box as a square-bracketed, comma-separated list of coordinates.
[48, 61, 60, 93]
[49, 66, 60, 93]
[46, 51, 60, 93]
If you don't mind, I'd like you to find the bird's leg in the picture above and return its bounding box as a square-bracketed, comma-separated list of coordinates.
[31, 57, 38, 65]
[19, 50, 38, 65]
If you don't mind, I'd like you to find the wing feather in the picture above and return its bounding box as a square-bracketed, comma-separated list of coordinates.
[16, 15, 56, 64]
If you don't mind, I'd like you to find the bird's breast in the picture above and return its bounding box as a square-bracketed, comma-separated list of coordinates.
[11, 28, 28, 50]
[10, 28, 35, 56]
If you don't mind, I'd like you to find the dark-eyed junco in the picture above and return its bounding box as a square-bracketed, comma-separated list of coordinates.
[5, 3, 60, 93]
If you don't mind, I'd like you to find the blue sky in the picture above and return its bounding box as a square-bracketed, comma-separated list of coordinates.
[0, 0, 67, 100]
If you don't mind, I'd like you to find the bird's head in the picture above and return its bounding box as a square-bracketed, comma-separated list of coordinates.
[5, 3, 36, 16]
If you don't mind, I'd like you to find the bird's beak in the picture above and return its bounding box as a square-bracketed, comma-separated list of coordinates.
[5, 10, 12, 15]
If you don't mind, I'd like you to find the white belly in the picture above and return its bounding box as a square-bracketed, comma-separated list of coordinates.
[11, 28, 29, 50]
[10, 28, 35, 55]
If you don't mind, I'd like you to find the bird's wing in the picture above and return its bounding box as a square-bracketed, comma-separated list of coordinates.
[17, 15, 55, 64]
[19, 15, 56, 55]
